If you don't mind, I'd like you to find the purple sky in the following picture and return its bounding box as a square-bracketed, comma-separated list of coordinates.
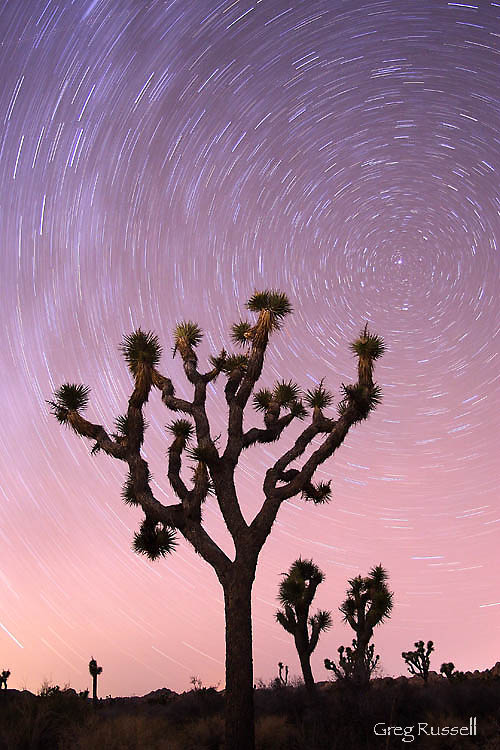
[1, 0, 499, 697]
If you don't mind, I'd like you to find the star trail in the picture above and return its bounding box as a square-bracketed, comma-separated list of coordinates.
[0, 0, 499, 696]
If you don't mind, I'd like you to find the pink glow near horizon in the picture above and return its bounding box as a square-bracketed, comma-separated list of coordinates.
[0, 0, 499, 697]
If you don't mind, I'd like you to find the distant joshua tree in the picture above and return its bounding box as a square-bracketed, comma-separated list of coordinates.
[276, 558, 332, 695]
[275, 662, 289, 687]
[440, 662, 456, 680]
[89, 658, 102, 705]
[49, 291, 385, 750]
[402, 640, 434, 683]
[325, 564, 393, 686]
[0, 670, 10, 690]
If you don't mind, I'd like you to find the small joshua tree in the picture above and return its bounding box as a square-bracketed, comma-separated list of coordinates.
[0, 670, 10, 690]
[89, 658, 103, 705]
[402, 640, 434, 683]
[440, 662, 456, 680]
[49, 292, 385, 750]
[276, 558, 332, 695]
[325, 564, 393, 686]
[277, 662, 289, 686]
[325, 639, 379, 682]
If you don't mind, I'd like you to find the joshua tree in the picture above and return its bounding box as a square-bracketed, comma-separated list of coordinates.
[325, 564, 393, 686]
[277, 662, 289, 686]
[402, 640, 434, 683]
[49, 290, 385, 750]
[89, 658, 102, 705]
[325, 639, 380, 682]
[0, 670, 10, 690]
[440, 662, 456, 680]
[276, 558, 332, 695]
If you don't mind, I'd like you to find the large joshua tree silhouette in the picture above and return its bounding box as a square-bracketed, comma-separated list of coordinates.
[276, 558, 332, 695]
[49, 290, 384, 750]
[88, 658, 102, 706]
[326, 564, 393, 686]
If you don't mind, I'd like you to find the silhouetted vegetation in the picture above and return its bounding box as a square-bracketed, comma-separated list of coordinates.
[88, 658, 103, 707]
[48, 290, 385, 750]
[402, 640, 434, 683]
[1, 669, 10, 690]
[324, 564, 393, 687]
[276, 558, 332, 696]
[325, 639, 380, 683]
[2, 671, 500, 749]
[272, 662, 289, 688]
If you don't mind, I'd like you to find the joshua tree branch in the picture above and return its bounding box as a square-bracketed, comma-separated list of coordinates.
[251, 411, 353, 545]
[242, 412, 295, 449]
[308, 619, 321, 655]
[168, 437, 190, 501]
[152, 370, 194, 415]
[66, 412, 127, 460]
[127, 448, 230, 574]
[274, 409, 355, 500]
[224, 331, 269, 463]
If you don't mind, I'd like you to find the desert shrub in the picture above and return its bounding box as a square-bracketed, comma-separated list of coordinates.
[170, 715, 224, 750]
[60, 714, 170, 750]
[0, 688, 90, 750]
[255, 715, 297, 750]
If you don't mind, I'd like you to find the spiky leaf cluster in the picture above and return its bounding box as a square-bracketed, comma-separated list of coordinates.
[113, 413, 147, 443]
[340, 565, 393, 627]
[275, 607, 295, 633]
[114, 414, 129, 436]
[247, 290, 292, 317]
[309, 609, 333, 632]
[121, 470, 152, 507]
[278, 558, 325, 607]
[273, 380, 301, 407]
[220, 354, 248, 375]
[304, 380, 333, 410]
[186, 442, 215, 463]
[253, 388, 273, 412]
[350, 327, 385, 361]
[133, 517, 177, 560]
[208, 349, 228, 371]
[173, 321, 203, 351]
[89, 659, 102, 677]
[338, 383, 382, 421]
[302, 480, 332, 504]
[167, 419, 194, 442]
[289, 400, 308, 420]
[231, 320, 253, 346]
[120, 330, 161, 375]
[369, 564, 389, 587]
[246, 290, 292, 329]
[48, 384, 90, 423]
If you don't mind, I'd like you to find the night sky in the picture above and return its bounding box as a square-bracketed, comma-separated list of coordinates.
[1, 0, 499, 697]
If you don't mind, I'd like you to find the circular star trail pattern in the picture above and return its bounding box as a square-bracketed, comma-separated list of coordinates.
[0, 0, 499, 695]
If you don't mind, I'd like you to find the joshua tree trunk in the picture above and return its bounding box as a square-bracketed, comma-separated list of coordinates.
[353, 633, 371, 686]
[92, 674, 98, 705]
[222, 564, 255, 750]
[296, 639, 315, 694]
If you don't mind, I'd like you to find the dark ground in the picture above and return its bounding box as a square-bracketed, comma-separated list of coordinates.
[1, 671, 500, 749]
